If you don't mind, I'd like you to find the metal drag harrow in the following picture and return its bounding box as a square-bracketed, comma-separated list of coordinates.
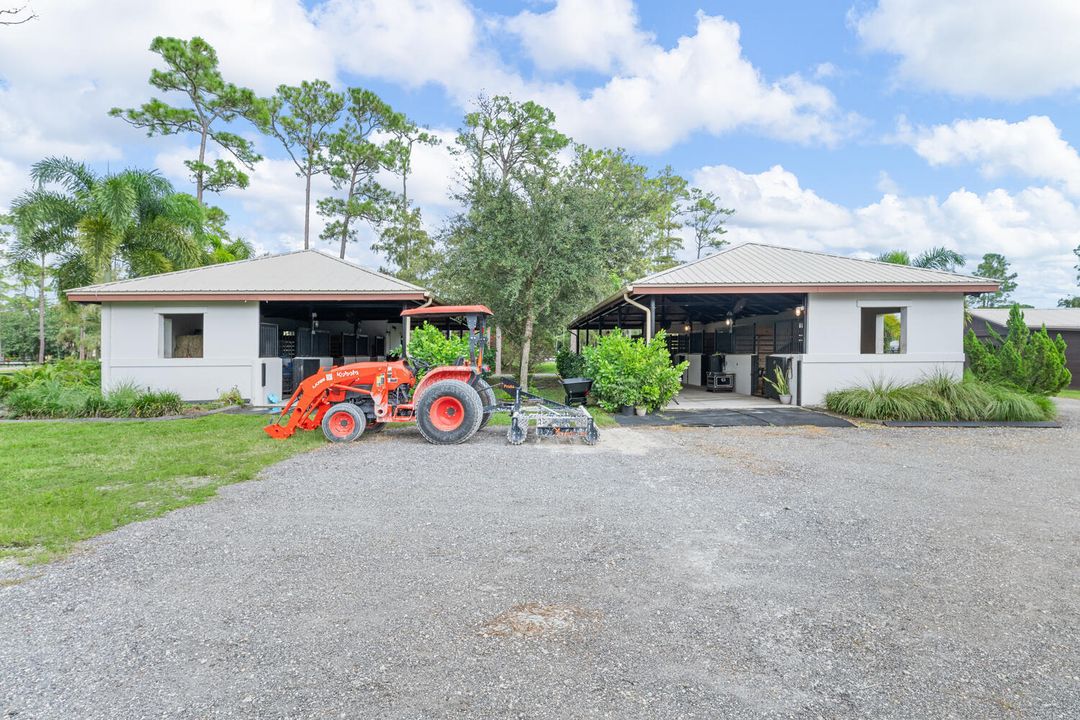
[492, 380, 599, 446]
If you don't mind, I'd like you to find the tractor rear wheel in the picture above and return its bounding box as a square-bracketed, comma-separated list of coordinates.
[321, 402, 366, 443]
[474, 377, 497, 431]
[415, 380, 483, 445]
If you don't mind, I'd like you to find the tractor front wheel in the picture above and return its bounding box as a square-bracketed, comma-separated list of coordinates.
[415, 380, 483, 445]
[321, 402, 367, 443]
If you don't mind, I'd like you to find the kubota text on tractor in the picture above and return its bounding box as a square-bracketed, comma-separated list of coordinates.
[264, 305, 597, 446]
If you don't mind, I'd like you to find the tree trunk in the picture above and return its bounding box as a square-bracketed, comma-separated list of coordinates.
[339, 172, 358, 260]
[303, 170, 312, 250]
[78, 307, 86, 360]
[339, 215, 350, 260]
[37, 254, 46, 363]
[495, 325, 502, 375]
[518, 312, 534, 391]
[196, 127, 208, 205]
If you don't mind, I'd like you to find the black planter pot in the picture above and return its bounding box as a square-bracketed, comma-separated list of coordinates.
[620, 405, 634, 416]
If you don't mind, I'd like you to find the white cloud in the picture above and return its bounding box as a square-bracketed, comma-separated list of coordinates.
[535, 12, 858, 151]
[0, 0, 335, 211]
[314, 0, 479, 88]
[505, 0, 653, 74]
[691, 164, 1080, 305]
[691, 164, 851, 230]
[853, 0, 1080, 100]
[897, 115, 1080, 197]
[317, 2, 857, 152]
[876, 170, 900, 195]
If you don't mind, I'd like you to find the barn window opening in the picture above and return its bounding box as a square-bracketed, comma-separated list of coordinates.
[860, 307, 906, 354]
[163, 313, 204, 358]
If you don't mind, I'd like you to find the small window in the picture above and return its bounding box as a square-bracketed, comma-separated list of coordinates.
[860, 307, 905, 355]
[163, 313, 203, 358]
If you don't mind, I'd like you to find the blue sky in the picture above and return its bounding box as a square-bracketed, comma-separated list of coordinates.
[2, 0, 1079, 305]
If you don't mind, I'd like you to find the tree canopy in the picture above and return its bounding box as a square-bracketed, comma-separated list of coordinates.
[439, 97, 677, 388]
[258, 80, 345, 249]
[974, 252, 1019, 307]
[110, 36, 262, 204]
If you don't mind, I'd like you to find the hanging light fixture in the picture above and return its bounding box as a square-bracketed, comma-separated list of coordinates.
[794, 305, 805, 317]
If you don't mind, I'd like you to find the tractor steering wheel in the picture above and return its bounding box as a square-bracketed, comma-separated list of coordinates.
[409, 356, 433, 373]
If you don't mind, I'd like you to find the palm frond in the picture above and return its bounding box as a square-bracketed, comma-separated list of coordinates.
[30, 156, 96, 196]
[913, 246, 965, 271]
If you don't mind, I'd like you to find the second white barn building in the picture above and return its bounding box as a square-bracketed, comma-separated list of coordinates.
[569, 243, 999, 406]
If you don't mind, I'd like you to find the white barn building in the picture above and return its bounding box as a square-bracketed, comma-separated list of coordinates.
[568, 243, 999, 406]
[67, 251, 431, 403]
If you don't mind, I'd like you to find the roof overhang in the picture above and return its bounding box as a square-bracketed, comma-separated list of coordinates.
[628, 283, 999, 294]
[65, 291, 431, 303]
[569, 281, 1000, 329]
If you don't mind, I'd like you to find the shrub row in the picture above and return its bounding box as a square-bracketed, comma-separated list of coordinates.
[0, 359, 101, 399]
[825, 374, 1055, 423]
[3, 379, 185, 419]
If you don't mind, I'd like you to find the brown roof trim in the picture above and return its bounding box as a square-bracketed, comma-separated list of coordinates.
[66, 292, 430, 303]
[630, 283, 999, 294]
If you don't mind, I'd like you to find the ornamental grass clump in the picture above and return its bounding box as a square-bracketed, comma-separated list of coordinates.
[825, 372, 1056, 422]
[2, 378, 185, 419]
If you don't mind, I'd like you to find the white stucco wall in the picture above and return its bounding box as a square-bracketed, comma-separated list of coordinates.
[799, 292, 966, 405]
[101, 301, 266, 402]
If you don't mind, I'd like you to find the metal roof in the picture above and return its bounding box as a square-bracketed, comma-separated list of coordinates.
[969, 307, 1080, 331]
[66, 250, 429, 302]
[632, 243, 998, 290]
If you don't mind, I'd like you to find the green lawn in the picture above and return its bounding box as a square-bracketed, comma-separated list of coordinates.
[1058, 388, 1080, 400]
[531, 360, 558, 374]
[0, 414, 324, 564]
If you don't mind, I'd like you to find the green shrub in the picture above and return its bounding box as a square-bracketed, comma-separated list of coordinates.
[965, 305, 1071, 395]
[0, 360, 101, 399]
[133, 390, 184, 417]
[555, 348, 587, 379]
[583, 329, 687, 412]
[407, 323, 471, 376]
[104, 381, 141, 416]
[5, 379, 99, 419]
[218, 386, 244, 406]
[825, 373, 1056, 422]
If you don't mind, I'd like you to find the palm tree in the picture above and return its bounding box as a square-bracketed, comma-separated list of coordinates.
[7, 156, 245, 361]
[878, 246, 965, 272]
[5, 200, 76, 362]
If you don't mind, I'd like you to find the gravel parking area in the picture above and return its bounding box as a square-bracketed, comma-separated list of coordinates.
[2, 401, 1078, 719]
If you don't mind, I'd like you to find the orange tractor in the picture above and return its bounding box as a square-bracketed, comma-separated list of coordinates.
[264, 305, 597, 446]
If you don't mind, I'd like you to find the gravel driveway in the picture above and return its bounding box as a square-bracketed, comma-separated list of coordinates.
[2, 401, 1079, 719]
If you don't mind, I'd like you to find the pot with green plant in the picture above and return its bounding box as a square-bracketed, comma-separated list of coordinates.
[765, 365, 792, 404]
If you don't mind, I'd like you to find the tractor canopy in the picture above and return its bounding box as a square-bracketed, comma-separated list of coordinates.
[400, 304, 493, 319]
[401, 304, 494, 369]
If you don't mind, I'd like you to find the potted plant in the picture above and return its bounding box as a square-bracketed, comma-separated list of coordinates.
[765, 366, 792, 405]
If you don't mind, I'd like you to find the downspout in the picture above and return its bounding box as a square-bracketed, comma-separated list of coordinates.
[622, 290, 653, 342]
[403, 293, 434, 357]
